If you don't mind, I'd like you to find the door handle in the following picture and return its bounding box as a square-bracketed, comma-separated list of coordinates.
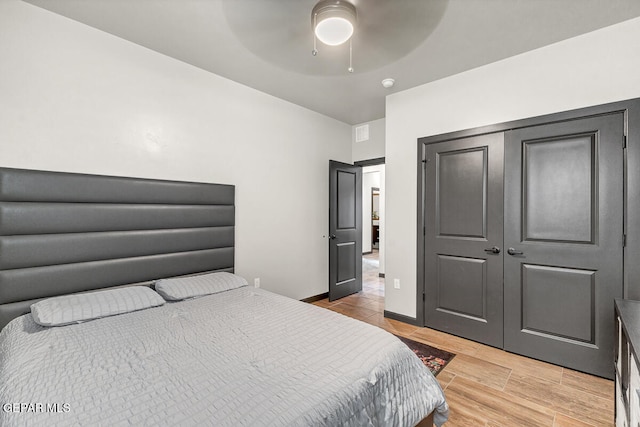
[330, 235, 336, 240]
[507, 247, 524, 256]
[484, 246, 501, 254]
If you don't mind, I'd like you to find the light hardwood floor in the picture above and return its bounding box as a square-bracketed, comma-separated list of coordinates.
[312, 252, 614, 427]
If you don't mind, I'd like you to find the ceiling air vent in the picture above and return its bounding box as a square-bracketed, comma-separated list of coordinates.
[355, 124, 369, 142]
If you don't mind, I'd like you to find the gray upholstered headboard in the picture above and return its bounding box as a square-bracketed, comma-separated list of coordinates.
[0, 167, 234, 330]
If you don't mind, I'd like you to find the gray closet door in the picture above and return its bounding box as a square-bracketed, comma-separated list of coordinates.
[424, 133, 504, 348]
[329, 160, 363, 301]
[504, 113, 624, 379]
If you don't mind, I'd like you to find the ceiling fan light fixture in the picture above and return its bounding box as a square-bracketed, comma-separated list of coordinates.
[312, 0, 356, 46]
[315, 17, 354, 46]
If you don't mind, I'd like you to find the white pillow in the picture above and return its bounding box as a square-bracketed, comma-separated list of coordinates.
[31, 286, 165, 327]
[155, 272, 248, 301]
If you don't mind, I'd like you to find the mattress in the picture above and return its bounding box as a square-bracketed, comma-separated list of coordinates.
[0, 287, 448, 426]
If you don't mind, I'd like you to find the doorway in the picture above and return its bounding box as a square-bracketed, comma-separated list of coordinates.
[358, 161, 385, 299]
[363, 187, 382, 296]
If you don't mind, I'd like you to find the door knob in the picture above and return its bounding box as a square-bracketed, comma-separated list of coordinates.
[507, 248, 524, 256]
[330, 235, 336, 240]
[484, 246, 501, 254]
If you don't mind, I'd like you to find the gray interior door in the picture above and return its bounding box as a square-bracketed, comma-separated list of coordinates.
[424, 133, 505, 348]
[329, 160, 362, 301]
[504, 114, 624, 379]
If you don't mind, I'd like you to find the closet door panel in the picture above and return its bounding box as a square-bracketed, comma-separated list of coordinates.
[504, 113, 624, 379]
[437, 148, 487, 238]
[520, 264, 595, 343]
[523, 134, 595, 243]
[424, 133, 504, 348]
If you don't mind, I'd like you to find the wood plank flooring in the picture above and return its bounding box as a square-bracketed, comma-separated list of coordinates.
[311, 252, 614, 427]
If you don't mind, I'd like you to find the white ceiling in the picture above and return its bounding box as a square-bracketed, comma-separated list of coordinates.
[24, 0, 640, 125]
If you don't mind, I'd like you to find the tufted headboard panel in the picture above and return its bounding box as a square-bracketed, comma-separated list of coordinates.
[0, 167, 235, 330]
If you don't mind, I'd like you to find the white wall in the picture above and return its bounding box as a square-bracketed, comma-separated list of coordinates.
[352, 118, 385, 162]
[0, 0, 352, 300]
[378, 165, 386, 276]
[385, 17, 640, 318]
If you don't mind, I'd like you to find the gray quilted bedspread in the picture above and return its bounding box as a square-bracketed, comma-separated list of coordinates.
[0, 287, 448, 426]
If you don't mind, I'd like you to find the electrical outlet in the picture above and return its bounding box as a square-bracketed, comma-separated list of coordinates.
[254, 278, 260, 288]
[393, 279, 400, 289]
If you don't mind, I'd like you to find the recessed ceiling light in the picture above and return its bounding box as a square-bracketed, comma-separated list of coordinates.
[381, 78, 395, 89]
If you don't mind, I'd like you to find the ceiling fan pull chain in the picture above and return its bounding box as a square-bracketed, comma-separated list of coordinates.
[348, 38, 354, 73]
[312, 13, 318, 56]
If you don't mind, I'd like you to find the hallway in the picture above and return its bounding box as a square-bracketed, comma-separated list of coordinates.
[362, 249, 384, 297]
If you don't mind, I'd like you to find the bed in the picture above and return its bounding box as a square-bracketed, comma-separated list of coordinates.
[0, 167, 448, 426]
